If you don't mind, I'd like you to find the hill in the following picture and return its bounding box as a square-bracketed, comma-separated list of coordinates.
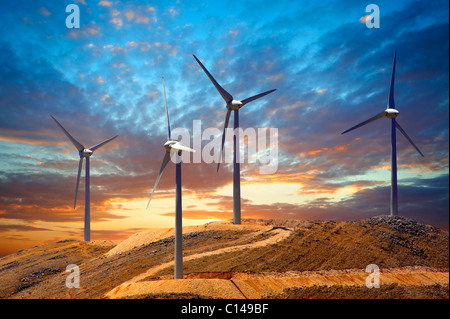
[0, 216, 448, 299]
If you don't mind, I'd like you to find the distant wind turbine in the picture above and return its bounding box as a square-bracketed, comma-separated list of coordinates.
[193, 54, 276, 225]
[51, 115, 118, 241]
[341, 52, 424, 216]
[147, 77, 195, 280]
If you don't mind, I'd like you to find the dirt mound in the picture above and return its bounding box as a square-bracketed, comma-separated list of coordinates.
[106, 229, 173, 257]
[0, 218, 447, 299]
[360, 215, 444, 237]
[105, 221, 273, 257]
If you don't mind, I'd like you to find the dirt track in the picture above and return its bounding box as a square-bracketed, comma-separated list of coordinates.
[116, 223, 292, 284]
[106, 224, 293, 298]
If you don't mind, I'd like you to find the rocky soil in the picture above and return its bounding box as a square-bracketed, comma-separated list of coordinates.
[0, 216, 448, 299]
[272, 283, 449, 299]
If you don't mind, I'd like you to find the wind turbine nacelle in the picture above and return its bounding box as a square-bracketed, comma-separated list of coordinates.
[228, 100, 244, 111]
[385, 108, 399, 119]
[164, 140, 179, 152]
[80, 149, 93, 157]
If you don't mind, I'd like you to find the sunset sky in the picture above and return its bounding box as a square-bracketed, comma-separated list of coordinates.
[0, 0, 448, 256]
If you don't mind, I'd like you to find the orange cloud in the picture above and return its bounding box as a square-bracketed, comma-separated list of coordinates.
[146, 91, 159, 97]
[308, 149, 323, 155]
[99, 1, 112, 7]
[125, 11, 134, 20]
[0, 135, 65, 146]
[359, 15, 371, 24]
[111, 17, 123, 28]
[332, 143, 350, 151]
[267, 74, 284, 81]
[135, 16, 150, 24]
[308, 143, 350, 155]
[169, 7, 179, 16]
[65, 22, 102, 38]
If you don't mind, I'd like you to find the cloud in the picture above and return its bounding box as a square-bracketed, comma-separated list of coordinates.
[0, 134, 64, 146]
[135, 16, 150, 24]
[267, 74, 284, 82]
[146, 91, 159, 97]
[0, 224, 50, 233]
[125, 11, 134, 21]
[111, 17, 123, 28]
[96, 76, 105, 84]
[359, 15, 371, 24]
[169, 7, 179, 16]
[38, 7, 51, 17]
[229, 29, 239, 37]
[99, 1, 112, 7]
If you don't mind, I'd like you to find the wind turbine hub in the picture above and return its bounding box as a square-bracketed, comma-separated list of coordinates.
[385, 108, 399, 119]
[80, 149, 93, 157]
[228, 100, 243, 110]
[164, 140, 177, 152]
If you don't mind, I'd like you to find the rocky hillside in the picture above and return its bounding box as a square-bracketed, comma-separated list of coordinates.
[0, 216, 448, 299]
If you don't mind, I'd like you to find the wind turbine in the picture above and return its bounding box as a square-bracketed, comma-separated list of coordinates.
[341, 52, 424, 216]
[50, 115, 118, 241]
[147, 77, 195, 279]
[193, 55, 276, 225]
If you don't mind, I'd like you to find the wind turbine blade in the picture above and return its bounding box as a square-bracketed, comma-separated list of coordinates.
[341, 111, 385, 135]
[241, 89, 276, 106]
[193, 55, 233, 104]
[88, 135, 118, 152]
[217, 109, 232, 172]
[387, 51, 397, 109]
[51, 115, 84, 152]
[74, 157, 83, 209]
[395, 121, 424, 157]
[163, 77, 171, 140]
[147, 151, 171, 209]
[171, 142, 196, 153]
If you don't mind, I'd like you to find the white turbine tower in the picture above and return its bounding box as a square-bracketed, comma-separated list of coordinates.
[147, 77, 195, 280]
[193, 55, 276, 225]
[341, 52, 424, 216]
[51, 115, 118, 241]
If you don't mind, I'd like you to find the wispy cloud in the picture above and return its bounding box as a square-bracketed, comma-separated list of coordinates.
[38, 7, 51, 17]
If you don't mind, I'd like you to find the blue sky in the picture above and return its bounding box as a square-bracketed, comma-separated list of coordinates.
[0, 0, 448, 255]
